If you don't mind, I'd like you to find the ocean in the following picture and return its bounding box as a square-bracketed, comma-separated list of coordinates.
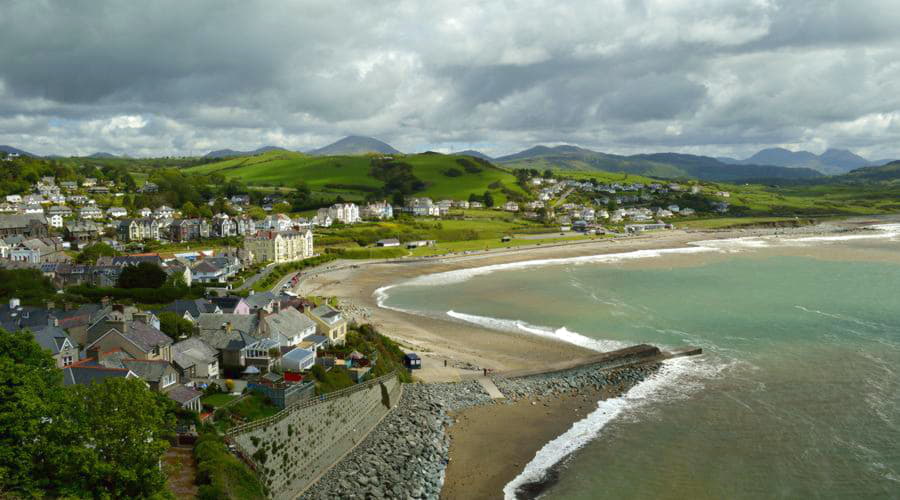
[377, 224, 900, 499]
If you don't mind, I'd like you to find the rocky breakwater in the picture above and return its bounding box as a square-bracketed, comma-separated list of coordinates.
[493, 361, 661, 400]
[301, 381, 492, 500]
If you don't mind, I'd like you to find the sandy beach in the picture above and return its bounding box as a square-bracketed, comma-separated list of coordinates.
[296, 230, 713, 382]
[295, 221, 877, 382]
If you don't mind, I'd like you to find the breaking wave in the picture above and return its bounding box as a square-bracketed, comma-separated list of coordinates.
[445, 310, 628, 352]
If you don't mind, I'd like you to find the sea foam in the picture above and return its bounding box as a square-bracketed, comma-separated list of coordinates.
[445, 310, 628, 352]
[502, 355, 720, 499]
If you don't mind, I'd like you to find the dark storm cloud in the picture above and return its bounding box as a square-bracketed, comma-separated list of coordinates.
[0, 0, 899, 159]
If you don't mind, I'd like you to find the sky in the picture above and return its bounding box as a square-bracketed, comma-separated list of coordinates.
[1, 0, 900, 159]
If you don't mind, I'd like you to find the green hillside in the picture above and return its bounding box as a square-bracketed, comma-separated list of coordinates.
[183, 150, 528, 203]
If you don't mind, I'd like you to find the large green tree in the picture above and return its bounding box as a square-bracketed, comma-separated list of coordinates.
[0, 329, 64, 493]
[60, 378, 175, 498]
[158, 311, 194, 339]
[76, 242, 120, 264]
[117, 262, 168, 289]
[0, 328, 176, 498]
[0, 269, 56, 306]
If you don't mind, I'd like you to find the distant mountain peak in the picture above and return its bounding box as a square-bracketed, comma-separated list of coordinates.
[451, 149, 493, 161]
[204, 145, 286, 159]
[728, 147, 875, 175]
[0, 145, 37, 157]
[309, 135, 400, 156]
[88, 152, 118, 158]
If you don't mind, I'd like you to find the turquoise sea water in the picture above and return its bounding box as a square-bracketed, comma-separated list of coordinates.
[380, 229, 900, 499]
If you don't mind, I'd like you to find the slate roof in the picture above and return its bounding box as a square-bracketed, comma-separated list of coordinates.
[166, 385, 202, 405]
[310, 304, 343, 325]
[172, 337, 218, 370]
[31, 325, 74, 355]
[111, 254, 163, 267]
[120, 359, 172, 383]
[87, 320, 171, 353]
[160, 299, 219, 319]
[197, 313, 260, 351]
[245, 292, 276, 310]
[0, 214, 46, 229]
[263, 308, 316, 345]
[209, 296, 245, 314]
[122, 321, 172, 352]
[62, 365, 132, 385]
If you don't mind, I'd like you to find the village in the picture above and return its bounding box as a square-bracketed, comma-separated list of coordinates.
[0, 154, 730, 498]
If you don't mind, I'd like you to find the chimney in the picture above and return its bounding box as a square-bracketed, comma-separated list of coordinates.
[113, 304, 125, 313]
[48, 316, 58, 327]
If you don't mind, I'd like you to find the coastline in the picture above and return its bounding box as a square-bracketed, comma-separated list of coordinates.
[292, 218, 892, 498]
[295, 219, 879, 383]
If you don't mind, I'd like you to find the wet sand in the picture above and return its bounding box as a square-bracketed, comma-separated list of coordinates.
[441, 385, 628, 500]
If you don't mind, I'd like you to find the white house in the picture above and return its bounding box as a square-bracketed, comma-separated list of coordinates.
[107, 207, 128, 218]
[79, 206, 103, 219]
[48, 214, 64, 228]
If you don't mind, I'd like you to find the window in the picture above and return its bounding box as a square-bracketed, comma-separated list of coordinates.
[62, 355, 73, 366]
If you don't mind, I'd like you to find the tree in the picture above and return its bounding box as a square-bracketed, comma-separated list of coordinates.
[272, 202, 291, 214]
[61, 378, 175, 498]
[76, 242, 119, 264]
[247, 206, 266, 220]
[290, 181, 312, 212]
[182, 201, 199, 217]
[158, 311, 194, 339]
[117, 262, 167, 289]
[482, 191, 494, 208]
[0, 328, 64, 493]
[0, 269, 56, 306]
[543, 169, 553, 179]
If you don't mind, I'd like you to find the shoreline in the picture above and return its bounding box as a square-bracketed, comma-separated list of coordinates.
[295, 219, 879, 383]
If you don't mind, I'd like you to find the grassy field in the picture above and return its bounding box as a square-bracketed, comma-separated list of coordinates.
[200, 393, 239, 407]
[183, 150, 528, 203]
[674, 217, 808, 230]
[707, 181, 900, 216]
[407, 234, 596, 256]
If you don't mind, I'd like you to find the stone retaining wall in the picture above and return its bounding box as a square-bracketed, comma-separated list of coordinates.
[229, 374, 402, 500]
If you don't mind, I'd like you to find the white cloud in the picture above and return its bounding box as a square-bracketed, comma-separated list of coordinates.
[0, 0, 898, 160]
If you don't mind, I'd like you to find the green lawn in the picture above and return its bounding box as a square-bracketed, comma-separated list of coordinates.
[408, 234, 596, 256]
[200, 393, 238, 407]
[229, 393, 280, 422]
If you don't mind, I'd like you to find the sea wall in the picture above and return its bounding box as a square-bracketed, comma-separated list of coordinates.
[228, 373, 402, 500]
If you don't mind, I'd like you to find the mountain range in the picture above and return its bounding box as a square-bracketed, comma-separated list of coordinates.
[717, 147, 894, 175]
[0, 145, 36, 157]
[493, 145, 823, 182]
[204, 146, 287, 159]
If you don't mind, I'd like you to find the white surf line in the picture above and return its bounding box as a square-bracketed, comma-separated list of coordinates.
[446, 310, 628, 352]
[502, 356, 705, 499]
